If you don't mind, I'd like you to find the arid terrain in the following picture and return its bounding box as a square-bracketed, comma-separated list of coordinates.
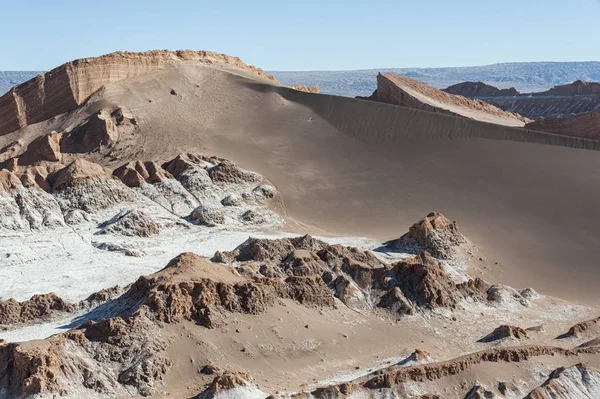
[444, 80, 600, 120]
[0, 50, 599, 399]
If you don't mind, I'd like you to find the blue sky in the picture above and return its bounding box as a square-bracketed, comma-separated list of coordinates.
[1, 0, 599, 71]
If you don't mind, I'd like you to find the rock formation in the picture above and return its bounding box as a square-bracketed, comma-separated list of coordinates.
[478, 325, 528, 342]
[524, 364, 600, 398]
[525, 111, 600, 140]
[444, 81, 519, 97]
[383, 212, 466, 259]
[444, 79, 600, 120]
[0, 50, 276, 136]
[0, 293, 74, 327]
[369, 73, 529, 127]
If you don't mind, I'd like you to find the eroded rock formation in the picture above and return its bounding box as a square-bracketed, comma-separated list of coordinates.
[0, 50, 276, 136]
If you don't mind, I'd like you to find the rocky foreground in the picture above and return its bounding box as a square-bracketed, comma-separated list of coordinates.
[1, 206, 599, 398]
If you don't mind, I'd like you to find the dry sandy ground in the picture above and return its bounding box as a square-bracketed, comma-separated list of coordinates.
[2, 61, 599, 306]
[23, 61, 596, 305]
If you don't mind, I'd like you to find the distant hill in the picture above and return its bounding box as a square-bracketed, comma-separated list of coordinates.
[0, 71, 43, 94]
[4, 62, 600, 99]
[270, 61, 600, 97]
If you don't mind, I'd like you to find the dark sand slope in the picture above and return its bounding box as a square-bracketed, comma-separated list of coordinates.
[3, 61, 600, 303]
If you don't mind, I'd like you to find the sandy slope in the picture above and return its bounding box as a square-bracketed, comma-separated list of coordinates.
[2, 60, 599, 305]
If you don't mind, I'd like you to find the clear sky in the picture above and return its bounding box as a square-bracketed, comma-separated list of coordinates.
[1, 0, 599, 71]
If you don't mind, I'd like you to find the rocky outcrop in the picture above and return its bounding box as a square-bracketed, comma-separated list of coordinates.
[389, 252, 488, 311]
[290, 84, 320, 94]
[197, 371, 267, 399]
[214, 231, 488, 315]
[308, 346, 600, 397]
[524, 363, 600, 399]
[0, 50, 277, 136]
[385, 212, 466, 259]
[444, 81, 519, 97]
[478, 325, 528, 342]
[372, 73, 529, 126]
[207, 160, 261, 184]
[0, 293, 74, 326]
[444, 79, 600, 120]
[97, 209, 160, 237]
[525, 111, 600, 140]
[561, 317, 600, 338]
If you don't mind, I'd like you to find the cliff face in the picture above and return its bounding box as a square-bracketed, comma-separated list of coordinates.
[0, 50, 276, 136]
[444, 81, 519, 97]
[444, 80, 600, 120]
[373, 73, 529, 127]
[526, 111, 600, 140]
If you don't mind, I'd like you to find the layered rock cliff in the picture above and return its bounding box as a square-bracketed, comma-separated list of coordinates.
[0, 50, 276, 136]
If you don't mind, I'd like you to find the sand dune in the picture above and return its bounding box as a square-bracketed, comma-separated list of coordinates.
[1, 51, 600, 399]
[1, 58, 599, 303]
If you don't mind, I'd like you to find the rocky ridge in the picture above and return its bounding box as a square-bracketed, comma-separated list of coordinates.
[0, 50, 277, 136]
[444, 79, 600, 120]
[363, 73, 530, 127]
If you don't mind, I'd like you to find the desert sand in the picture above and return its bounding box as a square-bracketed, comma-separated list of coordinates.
[0, 51, 599, 399]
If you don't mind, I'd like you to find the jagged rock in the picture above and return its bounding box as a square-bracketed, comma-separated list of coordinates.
[216, 235, 328, 263]
[0, 293, 75, 326]
[208, 160, 261, 184]
[479, 325, 528, 342]
[49, 159, 112, 191]
[463, 384, 496, 399]
[189, 205, 225, 226]
[198, 371, 267, 399]
[385, 212, 466, 259]
[563, 317, 600, 338]
[113, 160, 172, 187]
[524, 364, 600, 399]
[389, 252, 487, 309]
[98, 209, 160, 237]
[0, 169, 22, 191]
[380, 286, 415, 315]
[18, 132, 63, 164]
[117, 355, 172, 396]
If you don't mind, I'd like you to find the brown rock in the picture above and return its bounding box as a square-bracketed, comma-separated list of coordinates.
[479, 325, 528, 342]
[49, 159, 112, 190]
[0, 293, 75, 326]
[373, 73, 529, 126]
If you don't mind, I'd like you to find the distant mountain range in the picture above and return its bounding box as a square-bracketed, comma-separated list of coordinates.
[0, 71, 42, 95]
[2, 62, 600, 98]
[270, 61, 600, 97]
